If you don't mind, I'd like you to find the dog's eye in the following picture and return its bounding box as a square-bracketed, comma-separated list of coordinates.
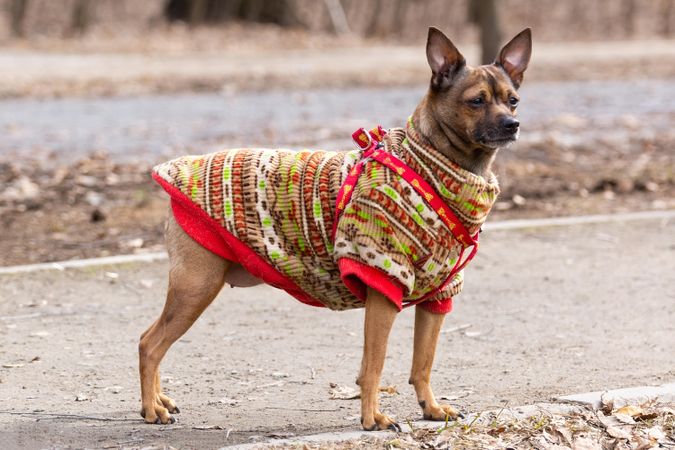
[469, 97, 484, 106]
[509, 96, 519, 107]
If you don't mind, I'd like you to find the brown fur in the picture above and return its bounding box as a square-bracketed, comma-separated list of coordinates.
[138, 27, 531, 430]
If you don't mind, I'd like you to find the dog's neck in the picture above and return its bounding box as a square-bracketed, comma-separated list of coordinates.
[412, 95, 498, 179]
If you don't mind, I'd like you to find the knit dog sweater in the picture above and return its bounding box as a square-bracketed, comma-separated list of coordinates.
[152, 120, 499, 314]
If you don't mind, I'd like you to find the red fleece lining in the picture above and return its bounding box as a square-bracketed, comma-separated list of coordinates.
[154, 172, 324, 308]
[154, 172, 453, 314]
[418, 298, 453, 314]
[171, 198, 237, 262]
[338, 258, 405, 311]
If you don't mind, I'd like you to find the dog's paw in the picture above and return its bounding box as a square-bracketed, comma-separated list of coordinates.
[140, 405, 176, 425]
[361, 411, 401, 432]
[158, 393, 180, 414]
[421, 403, 463, 421]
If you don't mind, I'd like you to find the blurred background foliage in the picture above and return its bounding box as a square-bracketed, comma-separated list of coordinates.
[2, 0, 674, 62]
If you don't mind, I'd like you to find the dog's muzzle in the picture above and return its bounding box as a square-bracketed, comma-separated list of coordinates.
[500, 116, 520, 132]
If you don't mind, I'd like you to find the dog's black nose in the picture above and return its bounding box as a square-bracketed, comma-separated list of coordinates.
[501, 117, 520, 131]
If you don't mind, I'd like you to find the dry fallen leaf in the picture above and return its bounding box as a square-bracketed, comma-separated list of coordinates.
[646, 425, 666, 443]
[545, 424, 574, 446]
[328, 384, 397, 400]
[440, 390, 473, 401]
[193, 425, 224, 430]
[379, 385, 398, 395]
[612, 404, 659, 422]
[633, 437, 657, 450]
[329, 384, 359, 400]
[613, 413, 636, 425]
[600, 396, 614, 414]
[571, 436, 598, 450]
[605, 426, 631, 439]
[614, 405, 642, 418]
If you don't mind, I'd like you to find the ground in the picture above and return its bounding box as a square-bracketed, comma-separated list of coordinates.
[0, 218, 673, 449]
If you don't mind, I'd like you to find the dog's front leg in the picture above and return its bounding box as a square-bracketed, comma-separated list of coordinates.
[409, 305, 462, 421]
[357, 288, 401, 431]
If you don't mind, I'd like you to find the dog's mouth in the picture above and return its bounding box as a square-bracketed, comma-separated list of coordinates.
[476, 130, 519, 149]
[481, 137, 516, 148]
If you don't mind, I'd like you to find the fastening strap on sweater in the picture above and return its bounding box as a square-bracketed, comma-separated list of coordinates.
[332, 126, 480, 307]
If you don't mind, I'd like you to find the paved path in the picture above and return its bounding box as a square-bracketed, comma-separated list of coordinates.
[1, 79, 673, 164]
[0, 215, 673, 449]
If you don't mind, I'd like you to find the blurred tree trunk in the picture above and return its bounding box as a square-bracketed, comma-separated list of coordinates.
[240, 0, 264, 21]
[10, 0, 28, 37]
[391, 0, 406, 35]
[165, 0, 299, 26]
[380, 0, 405, 39]
[364, 0, 381, 37]
[469, 0, 502, 64]
[189, 0, 208, 25]
[622, 0, 636, 36]
[323, 0, 350, 35]
[221, 0, 243, 21]
[660, 0, 674, 36]
[360, 0, 403, 38]
[70, 0, 91, 36]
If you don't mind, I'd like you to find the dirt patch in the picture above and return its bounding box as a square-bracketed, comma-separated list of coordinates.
[0, 153, 167, 266]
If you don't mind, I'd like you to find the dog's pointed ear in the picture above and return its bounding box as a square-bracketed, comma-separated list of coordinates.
[426, 27, 466, 91]
[495, 28, 532, 89]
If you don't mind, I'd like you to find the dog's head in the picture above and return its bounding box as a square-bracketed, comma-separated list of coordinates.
[425, 27, 532, 150]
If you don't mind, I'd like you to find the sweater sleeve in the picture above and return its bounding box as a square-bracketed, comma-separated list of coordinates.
[416, 270, 464, 314]
[333, 194, 415, 311]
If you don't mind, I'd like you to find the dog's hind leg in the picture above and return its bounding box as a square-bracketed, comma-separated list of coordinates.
[357, 288, 401, 431]
[139, 213, 229, 424]
[409, 305, 462, 421]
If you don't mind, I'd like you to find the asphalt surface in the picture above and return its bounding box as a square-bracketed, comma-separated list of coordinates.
[0, 215, 673, 449]
[2, 79, 674, 164]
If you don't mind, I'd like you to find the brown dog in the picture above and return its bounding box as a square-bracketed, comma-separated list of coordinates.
[139, 27, 531, 431]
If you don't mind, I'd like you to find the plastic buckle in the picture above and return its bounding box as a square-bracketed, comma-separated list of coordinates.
[352, 128, 372, 150]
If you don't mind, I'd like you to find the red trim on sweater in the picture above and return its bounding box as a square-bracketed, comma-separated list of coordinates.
[171, 197, 237, 262]
[417, 297, 453, 314]
[338, 258, 452, 313]
[338, 258, 405, 311]
[154, 172, 453, 315]
[154, 172, 325, 309]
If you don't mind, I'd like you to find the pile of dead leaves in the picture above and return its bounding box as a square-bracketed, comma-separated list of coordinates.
[0, 152, 149, 215]
[385, 402, 674, 450]
[0, 153, 166, 266]
[291, 401, 674, 450]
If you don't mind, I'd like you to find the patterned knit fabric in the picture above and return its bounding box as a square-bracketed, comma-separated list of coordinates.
[152, 120, 499, 312]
